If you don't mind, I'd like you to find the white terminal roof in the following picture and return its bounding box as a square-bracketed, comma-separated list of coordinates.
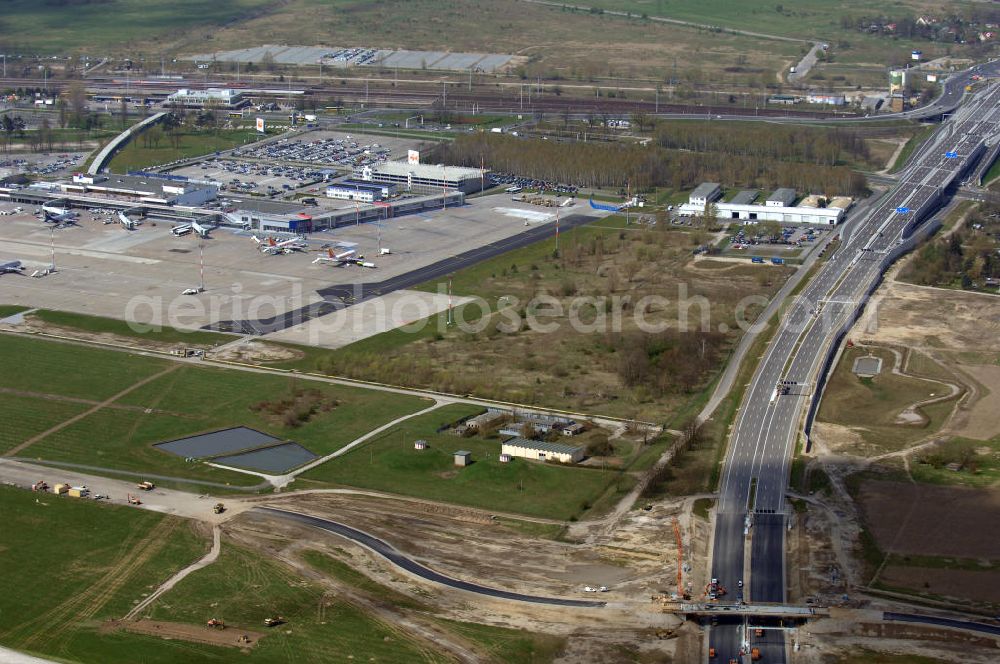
[370, 161, 485, 181]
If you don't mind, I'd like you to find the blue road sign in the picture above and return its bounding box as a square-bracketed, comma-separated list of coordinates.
[945, 151, 958, 159]
[897, 206, 910, 214]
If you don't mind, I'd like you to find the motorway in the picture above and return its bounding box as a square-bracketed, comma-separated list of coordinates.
[707, 81, 1000, 663]
[256, 507, 607, 608]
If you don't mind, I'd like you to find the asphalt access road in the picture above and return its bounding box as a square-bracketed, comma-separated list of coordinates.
[316, 212, 597, 302]
[257, 507, 607, 608]
[883, 612, 1000, 637]
[203, 212, 598, 335]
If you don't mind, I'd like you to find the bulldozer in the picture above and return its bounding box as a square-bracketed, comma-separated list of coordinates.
[264, 616, 285, 627]
[213, 503, 226, 514]
[207, 618, 225, 630]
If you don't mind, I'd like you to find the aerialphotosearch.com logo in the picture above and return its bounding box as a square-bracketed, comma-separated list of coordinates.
[123, 280, 850, 342]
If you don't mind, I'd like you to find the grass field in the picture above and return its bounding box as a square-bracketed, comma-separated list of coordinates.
[889, 124, 936, 174]
[196, 0, 801, 85]
[301, 403, 634, 520]
[301, 217, 789, 421]
[29, 308, 235, 347]
[2, 335, 430, 487]
[0, 394, 89, 455]
[302, 550, 566, 662]
[0, 485, 208, 660]
[142, 540, 453, 663]
[0, 334, 171, 401]
[816, 346, 957, 455]
[107, 128, 266, 172]
[0, 0, 274, 53]
[585, 0, 964, 64]
[0, 305, 29, 318]
[910, 435, 1000, 488]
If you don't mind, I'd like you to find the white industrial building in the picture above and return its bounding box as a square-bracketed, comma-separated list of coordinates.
[326, 179, 395, 202]
[357, 162, 487, 194]
[689, 182, 722, 207]
[501, 438, 585, 464]
[166, 88, 248, 109]
[679, 183, 845, 225]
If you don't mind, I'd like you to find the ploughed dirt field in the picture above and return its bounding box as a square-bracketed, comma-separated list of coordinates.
[878, 567, 1000, 605]
[858, 480, 1000, 559]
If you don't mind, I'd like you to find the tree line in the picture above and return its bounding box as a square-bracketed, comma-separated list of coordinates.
[434, 132, 867, 195]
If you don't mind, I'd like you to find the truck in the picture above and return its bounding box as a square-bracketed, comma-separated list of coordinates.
[68, 486, 90, 498]
[136, 481, 155, 491]
[751, 256, 764, 264]
[771, 257, 785, 265]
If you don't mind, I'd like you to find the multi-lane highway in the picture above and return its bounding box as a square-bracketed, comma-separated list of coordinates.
[707, 81, 1000, 663]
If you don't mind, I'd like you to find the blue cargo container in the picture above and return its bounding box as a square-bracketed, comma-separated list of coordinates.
[771, 257, 785, 265]
[751, 256, 764, 263]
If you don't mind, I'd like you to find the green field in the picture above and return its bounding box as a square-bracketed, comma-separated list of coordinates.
[585, 0, 968, 64]
[816, 347, 958, 455]
[107, 128, 267, 172]
[0, 305, 29, 318]
[30, 308, 235, 347]
[0, 394, 89, 455]
[302, 550, 566, 663]
[0, 334, 171, 401]
[302, 403, 634, 520]
[0, 485, 208, 661]
[911, 435, 1000, 488]
[0, 0, 274, 53]
[2, 335, 431, 488]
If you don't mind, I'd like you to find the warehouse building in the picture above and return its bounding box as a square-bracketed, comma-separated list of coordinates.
[356, 162, 487, 194]
[326, 179, 395, 202]
[166, 88, 248, 109]
[62, 173, 218, 206]
[679, 184, 846, 225]
[501, 438, 585, 464]
[765, 188, 797, 207]
[689, 182, 722, 207]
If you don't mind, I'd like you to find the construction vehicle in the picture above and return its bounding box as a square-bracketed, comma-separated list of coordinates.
[264, 616, 285, 627]
[136, 481, 155, 491]
[214, 503, 226, 514]
[751, 647, 761, 660]
[31, 481, 48, 492]
[127, 493, 142, 505]
[207, 618, 225, 630]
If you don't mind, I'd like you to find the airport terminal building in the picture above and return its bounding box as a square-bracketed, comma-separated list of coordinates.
[62, 173, 218, 206]
[356, 162, 487, 194]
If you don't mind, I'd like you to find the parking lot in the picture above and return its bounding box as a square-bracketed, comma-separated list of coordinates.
[489, 172, 579, 195]
[721, 224, 830, 258]
[230, 130, 423, 167]
[0, 152, 87, 179]
[170, 158, 325, 196]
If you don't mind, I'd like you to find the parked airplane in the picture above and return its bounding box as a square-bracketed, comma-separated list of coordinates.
[0, 260, 24, 275]
[253, 235, 305, 255]
[42, 210, 78, 226]
[41, 204, 76, 218]
[312, 248, 357, 265]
